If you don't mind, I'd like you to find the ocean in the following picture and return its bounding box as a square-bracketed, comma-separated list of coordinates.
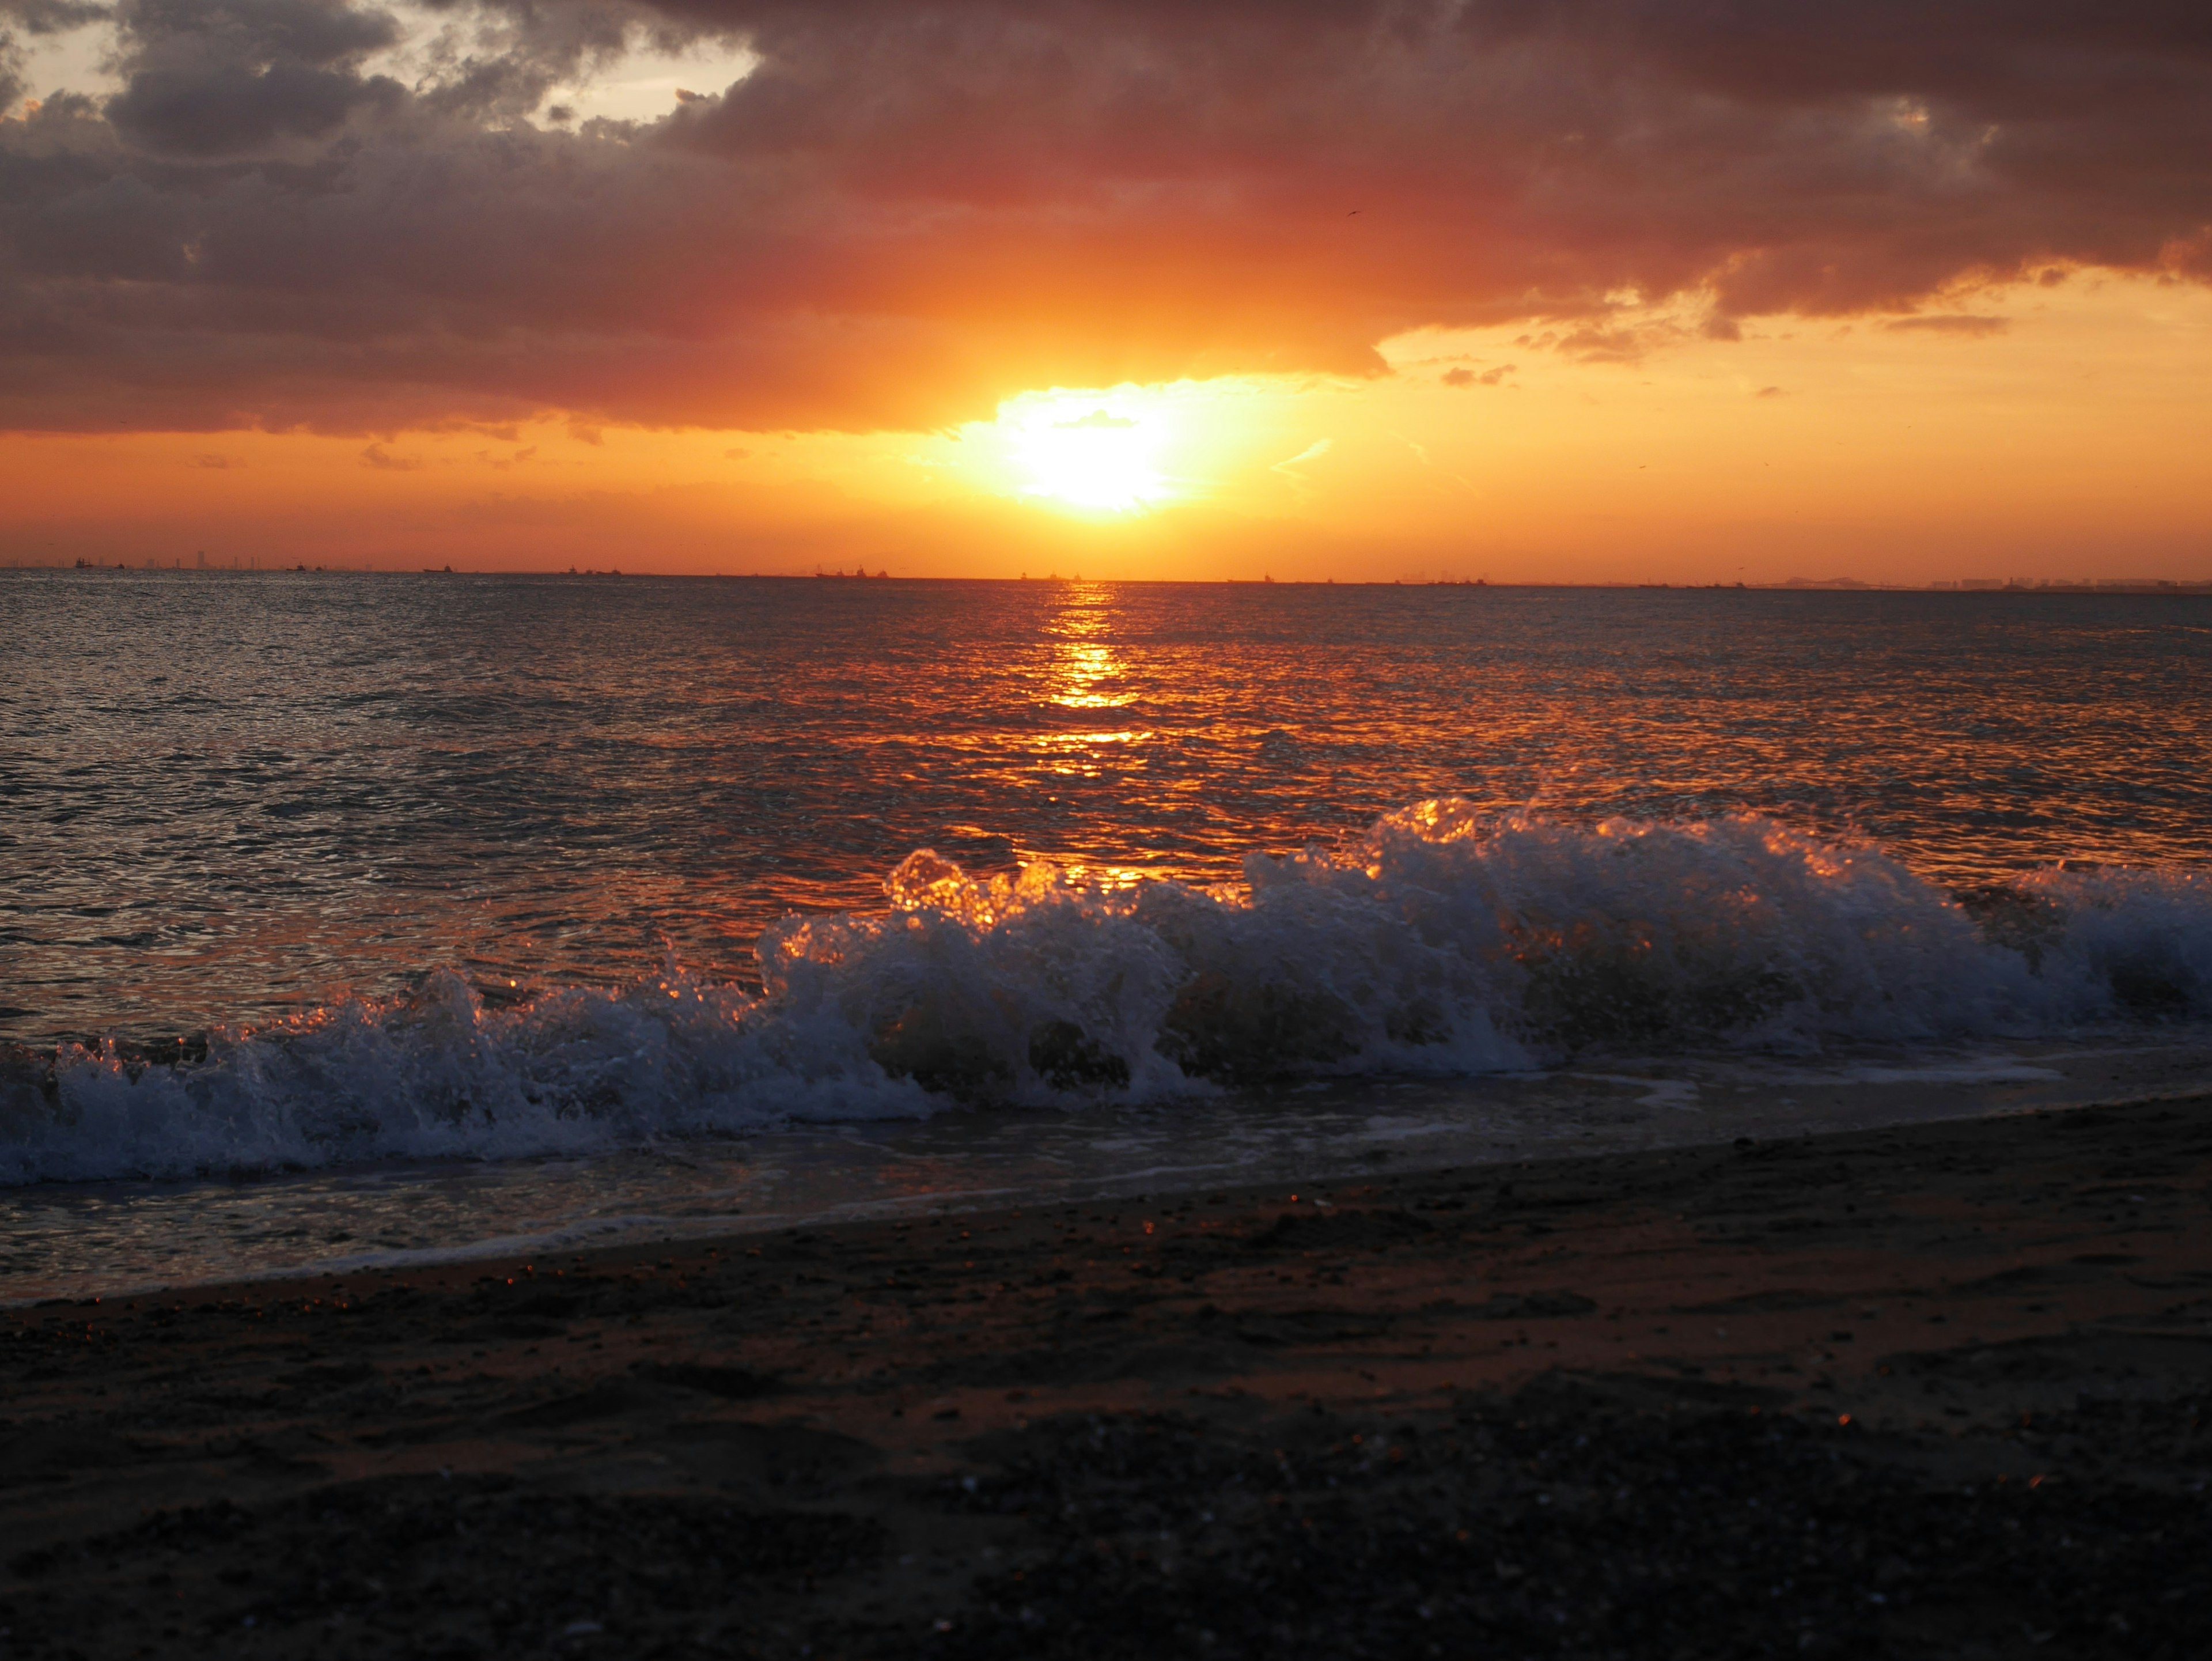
[6, 572, 2211, 1299]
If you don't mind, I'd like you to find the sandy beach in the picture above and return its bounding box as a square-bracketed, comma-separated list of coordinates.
[4, 1096, 2208, 1659]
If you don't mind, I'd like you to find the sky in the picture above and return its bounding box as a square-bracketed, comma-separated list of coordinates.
[2, 0, 2209, 582]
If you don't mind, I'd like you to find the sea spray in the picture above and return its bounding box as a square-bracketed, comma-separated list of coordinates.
[4, 804, 2208, 1183]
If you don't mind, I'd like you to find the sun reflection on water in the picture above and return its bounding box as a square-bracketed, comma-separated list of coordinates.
[1052, 642, 1131, 709]
[1048, 587, 1135, 712]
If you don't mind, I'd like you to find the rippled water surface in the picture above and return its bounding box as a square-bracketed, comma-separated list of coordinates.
[8, 573, 2210, 1045]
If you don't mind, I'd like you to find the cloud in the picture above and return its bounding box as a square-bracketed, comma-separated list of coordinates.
[1755, 384, 1786, 398]
[1055, 408, 1135, 429]
[1270, 437, 1334, 480]
[185, 451, 242, 466]
[1443, 363, 1513, 387]
[2, 0, 108, 95]
[1, 1, 2209, 434]
[100, 1, 406, 157]
[359, 440, 424, 470]
[1884, 314, 2012, 337]
[3, 2, 109, 28]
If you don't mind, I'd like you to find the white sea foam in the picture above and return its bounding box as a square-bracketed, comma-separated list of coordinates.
[5, 805, 2208, 1183]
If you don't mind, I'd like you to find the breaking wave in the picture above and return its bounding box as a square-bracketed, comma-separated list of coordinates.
[5, 804, 2210, 1183]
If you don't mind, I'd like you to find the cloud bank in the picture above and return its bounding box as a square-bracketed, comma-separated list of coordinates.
[2, 0, 2209, 434]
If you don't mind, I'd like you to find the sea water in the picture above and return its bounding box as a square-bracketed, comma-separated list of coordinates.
[5, 573, 2210, 1298]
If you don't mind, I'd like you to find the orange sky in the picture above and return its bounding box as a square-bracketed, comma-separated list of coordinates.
[3, 2, 2210, 582]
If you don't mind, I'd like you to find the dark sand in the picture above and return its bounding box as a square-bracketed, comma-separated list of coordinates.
[4, 1098, 2209, 1659]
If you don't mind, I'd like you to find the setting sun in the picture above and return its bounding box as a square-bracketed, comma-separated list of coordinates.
[1008, 400, 1171, 513]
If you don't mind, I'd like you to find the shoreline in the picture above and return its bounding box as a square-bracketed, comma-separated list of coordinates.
[12, 1032, 2212, 1308]
[3, 1095, 2208, 1656]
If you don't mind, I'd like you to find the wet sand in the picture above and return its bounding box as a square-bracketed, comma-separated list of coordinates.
[3, 1096, 2209, 1659]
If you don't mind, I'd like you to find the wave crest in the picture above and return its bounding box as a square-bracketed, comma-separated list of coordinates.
[5, 804, 2208, 1182]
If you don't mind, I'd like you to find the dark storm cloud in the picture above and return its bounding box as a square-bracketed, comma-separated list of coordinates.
[1, 1, 108, 34]
[1, 0, 2208, 433]
[104, 0, 408, 157]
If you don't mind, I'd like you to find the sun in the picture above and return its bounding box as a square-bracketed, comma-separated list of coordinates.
[1007, 399, 1170, 513]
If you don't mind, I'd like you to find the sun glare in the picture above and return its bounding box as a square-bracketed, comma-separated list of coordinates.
[1006, 398, 1171, 513]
